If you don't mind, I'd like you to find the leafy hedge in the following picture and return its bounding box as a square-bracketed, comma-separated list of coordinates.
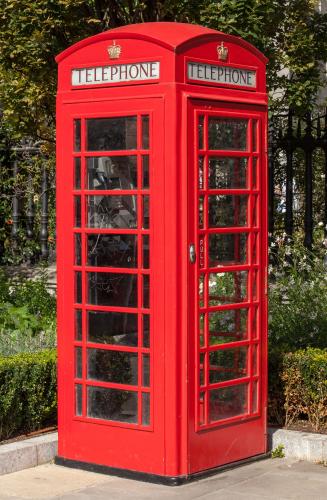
[282, 348, 327, 432]
[0, 349, 57, 441]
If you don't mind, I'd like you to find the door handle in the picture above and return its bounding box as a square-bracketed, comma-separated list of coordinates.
[189, 244, 196, 264]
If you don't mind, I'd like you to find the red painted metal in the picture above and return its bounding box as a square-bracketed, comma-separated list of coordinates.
[56, 22, 268, 479]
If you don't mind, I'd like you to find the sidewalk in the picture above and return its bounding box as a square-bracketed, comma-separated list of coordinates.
[0, 458, 326, 500]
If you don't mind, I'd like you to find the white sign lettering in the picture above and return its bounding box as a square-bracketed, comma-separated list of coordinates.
[187, 61, 256, 88]
[72, 61, 160, 86]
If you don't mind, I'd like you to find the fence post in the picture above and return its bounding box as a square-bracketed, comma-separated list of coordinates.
[26, 173, 35, 240]
[304, 112, 313, 250]
[285, 109, 294, 241]
[40, 163, 49, 259]
[11, 158, 20, 249]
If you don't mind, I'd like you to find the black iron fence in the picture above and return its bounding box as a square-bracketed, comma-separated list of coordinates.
[269, 108, 327, 249]
[1, 108, 327, 265]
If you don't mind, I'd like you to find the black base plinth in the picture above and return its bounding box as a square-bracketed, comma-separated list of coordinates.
[55, 452, 271, 486]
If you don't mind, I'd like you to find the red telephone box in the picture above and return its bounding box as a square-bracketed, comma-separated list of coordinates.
[55, 22, 268, 484]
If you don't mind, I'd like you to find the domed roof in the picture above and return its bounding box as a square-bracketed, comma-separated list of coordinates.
[56, 22, 267, 63]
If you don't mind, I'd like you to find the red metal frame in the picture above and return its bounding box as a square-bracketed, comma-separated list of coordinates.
[56, 22, 268, 479]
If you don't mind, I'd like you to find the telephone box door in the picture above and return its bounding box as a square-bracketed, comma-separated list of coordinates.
[57, 97, 165, 473]
[187, 100, 268, 473]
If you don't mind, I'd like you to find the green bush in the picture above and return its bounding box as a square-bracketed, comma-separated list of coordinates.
[268, 239, 327, 424]
[0, 268, 56, 356]
[0, 349, 57, 441]
[282, 348, 327, 432]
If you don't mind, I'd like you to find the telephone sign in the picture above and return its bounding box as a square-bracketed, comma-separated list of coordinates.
[56, 22, 268, 484]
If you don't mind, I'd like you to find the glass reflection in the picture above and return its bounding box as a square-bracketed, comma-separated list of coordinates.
[75, 384, 82, 416]
[87, 116, 137, 151]
[208, 195, 248, 227]
[209, 347, 248, 383]
[208, 308, 248, 345]
[142, 116, 149, 149]
[209, 384, 248, 422]
[208, 118, 248, 151]
[87, 272, 137, 307]
[88, 311, 138, 346]
[87, 156, 137, 190]
[74, 119, 81, 152]
[143, 315, 150, 347]
[208, 271, 248, 305]
[209, 233, 247, 266]
[87, 386, 138, 423]
[87, 348, 137, 385]
[87, 195, 137, 229]
[87, 234, 137, 268]
[142, 393, 150, 426]
[74, 157, 81, 189]
[209, 157, 248, 189]
[74, 196, 81, 228]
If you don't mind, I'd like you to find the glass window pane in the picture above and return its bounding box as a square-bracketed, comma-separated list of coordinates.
[87, 272, 137, 307]
[74, 119, 81, 152]
[200, 353, 205, 386]
[87, 386, 137, 423]
[199, 392, 205, 426]
[87, 116, 137, 151]
[252, 307, 258, 339]
[87, 156, 137, 190]
[252, 344, 258, 376]
[75, 309, 82, 341]
[87, 348, 138, 385]
[252, 157, 258, 188]
[75, 384, 82, 416]
[143, 235, 150, 269]
[88, 311, 138, 346]
[209, 271, 248, 306]
[199, 313, 205, 347]
[209, 157, 248, 189]
[198, 115, 204, 149]
[87, 234, 137, 268]
[209, 384, 248, 422]
[143, 275, 150, 308]
[209, 308, 248, 345]
[142, 196, 150, 229]
[142, 354, 150, 387]
[75, 347, 82, 378]
[75, 271, 82, 304]
[74, 157, 81, 189]
[208, 118, 248, 151]
[142, 116, 149, 149]
[87, 195, 137, 229]
[74, 196, 81, 228]
[252, 380, 258, 413]
[252, 120, 258, 152]
[143, 314, 150, 347]
[209, 233, 248, 267]
[209, 347, 248, 384]
[75, 233, 82, 265]
[199, 156, 204, 189]
[208, 195, 248, 228]
[142, 155, 149, 188]
[199, 196, 204, 229]
[142, 392, 150, 426]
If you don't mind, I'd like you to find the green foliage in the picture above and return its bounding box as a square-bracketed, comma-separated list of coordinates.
[282, 348, 327, 431]
[0, 269, 56, 356]
[0, 0, 326, 146]
[271, 444, 285, 458]
[0, 349, 57, 441]
[201, 0, 327, 112]
[268, 239, 327, 424]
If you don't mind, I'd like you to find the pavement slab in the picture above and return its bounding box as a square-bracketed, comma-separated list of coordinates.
[0, 458, 326, 500]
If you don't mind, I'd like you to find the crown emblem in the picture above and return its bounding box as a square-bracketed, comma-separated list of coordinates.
[108, 40, 122, 59]
[217, 42, 228, 61]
